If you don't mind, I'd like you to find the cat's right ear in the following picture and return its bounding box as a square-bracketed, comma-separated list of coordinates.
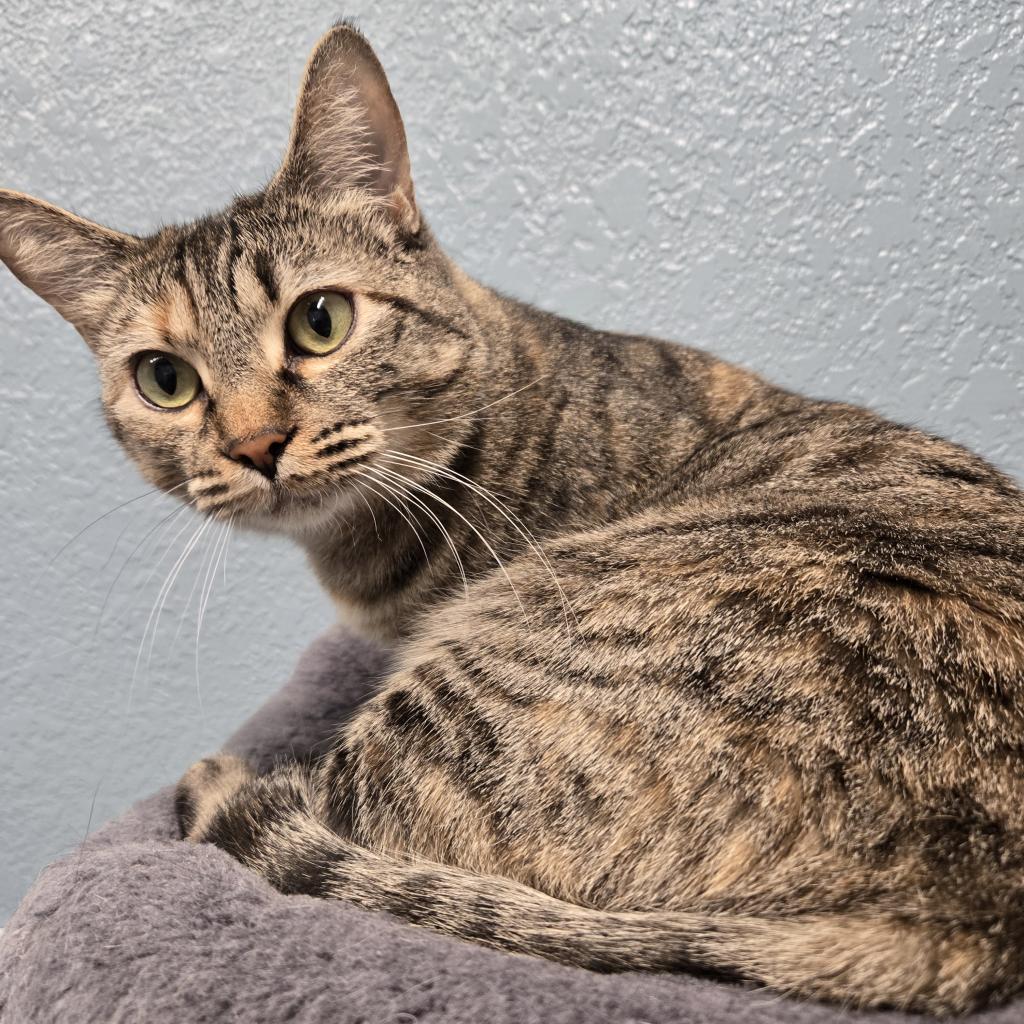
[273, 23, 420, 234]
[0, 189, 139, 345]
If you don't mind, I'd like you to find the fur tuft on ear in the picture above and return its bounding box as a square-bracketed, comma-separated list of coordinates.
[273, 23, 420, 234]
[0, 189, 138, 341]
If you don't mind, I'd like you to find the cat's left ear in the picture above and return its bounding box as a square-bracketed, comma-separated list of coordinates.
[0, 189, 139, 344]
[273, 23, 420, 235]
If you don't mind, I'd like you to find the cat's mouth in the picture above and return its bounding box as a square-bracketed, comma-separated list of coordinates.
[186, 417, 387, 528]
[190, 450, 377, 529]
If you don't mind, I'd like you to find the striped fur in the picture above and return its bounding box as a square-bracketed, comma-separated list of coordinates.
[4, 22, 1024, 1016]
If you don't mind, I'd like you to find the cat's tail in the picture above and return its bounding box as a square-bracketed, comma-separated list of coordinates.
[300, 841, 1021, 1015]
[179, 757, 1020, 1017]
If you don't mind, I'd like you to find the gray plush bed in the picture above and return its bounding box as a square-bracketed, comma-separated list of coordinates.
[2, 627, 1021, 1024]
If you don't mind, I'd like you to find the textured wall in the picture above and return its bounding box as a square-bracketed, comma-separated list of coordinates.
[1, 0, 1021, 921]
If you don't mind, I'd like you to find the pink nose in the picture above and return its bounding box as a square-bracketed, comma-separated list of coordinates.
[228, 430, 290, 478]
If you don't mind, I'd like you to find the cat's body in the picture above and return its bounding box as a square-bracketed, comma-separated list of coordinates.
[3, 23, 1024, 1016]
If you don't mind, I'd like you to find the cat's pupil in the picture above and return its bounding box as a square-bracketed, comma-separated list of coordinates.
[153, 357, 177, 395]
[307, 297, 332, 338]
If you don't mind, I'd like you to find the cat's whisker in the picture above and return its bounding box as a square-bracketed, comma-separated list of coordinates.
[372, 464, 524, 618]
[350, 480, 381, 541]
[47, 480, 190, 568]
[172, 512, 228, 647]
[380, 375, 548, 434]
[142, 517, 213, 678]
[140, 503, 205, 594]
[195, 518, 233, 713]
[184, 526, 221, 712]
[381, 449, 580, 641]
[172, 509, 225, 646]
[280, 451, 374, 496]
[385, 462, 573, 643]
[221, 521, 233, 588]
[350, 471, 432, 571]
[9, 497, 202, 680]
[159, 523, 222, 678]
[173, 538, 213, 646]
[362, 467, 469, 599]
[97, 516, 136, 575]
[129, 517, 211, 709]
[95, 499, 198, 637]
[383, 449, 520, 531]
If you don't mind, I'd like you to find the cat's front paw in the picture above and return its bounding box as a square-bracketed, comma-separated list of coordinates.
[175, 754, 254, 842]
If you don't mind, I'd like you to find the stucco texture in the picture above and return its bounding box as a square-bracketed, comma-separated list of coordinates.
[0, 0, 1021, 924]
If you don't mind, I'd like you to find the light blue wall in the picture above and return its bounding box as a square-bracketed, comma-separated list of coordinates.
[1, 1, 1021, 921]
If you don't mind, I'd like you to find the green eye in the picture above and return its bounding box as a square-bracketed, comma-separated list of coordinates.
[286, 291, 354, 355]
[135, 352, 201, 409]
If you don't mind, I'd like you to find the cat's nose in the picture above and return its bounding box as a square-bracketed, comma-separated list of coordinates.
[228, 429, 291, 479]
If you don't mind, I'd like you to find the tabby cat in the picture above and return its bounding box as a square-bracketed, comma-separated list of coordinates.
[3, 22, 1024, 1016]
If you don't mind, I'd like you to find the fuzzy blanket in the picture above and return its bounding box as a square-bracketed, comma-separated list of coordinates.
[1, 626, 1021, 1024]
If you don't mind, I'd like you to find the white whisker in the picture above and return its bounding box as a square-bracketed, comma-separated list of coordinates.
[97, 516, 136, 575]
[129, 517, 211, 709]
[362, 466, 470, 599]
[372, 463, 526, 619]
[48, 479, 190, 568]
[138, 503, 207, 600]
[221, 523, 233, 588]
[144, 517, 213, 674]
[350, 471, 432, 568]
[194, 518, 233, 714]
[424, 428, 487, 455]
[381, 449, 580, 641]
[352, 482, 381, 541]
[170, 506, 227, 646]
[95, 499, 197, 637]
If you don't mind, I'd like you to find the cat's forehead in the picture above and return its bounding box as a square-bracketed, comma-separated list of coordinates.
[107, 190, 409, 360]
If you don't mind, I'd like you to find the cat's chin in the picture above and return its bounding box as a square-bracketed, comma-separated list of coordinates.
[217, 482, 365, 538]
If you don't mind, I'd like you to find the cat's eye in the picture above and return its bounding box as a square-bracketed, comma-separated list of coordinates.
[286, 291, 354, 356]
[134, 352, 202, 410]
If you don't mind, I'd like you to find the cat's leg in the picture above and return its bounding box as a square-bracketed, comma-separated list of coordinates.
[175, 754, 257, 840]
[176, 754, 335, 895]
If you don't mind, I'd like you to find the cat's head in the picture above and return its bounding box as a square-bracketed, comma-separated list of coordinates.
[0, 23, 482, 534]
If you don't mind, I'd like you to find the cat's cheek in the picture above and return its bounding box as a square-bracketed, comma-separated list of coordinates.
[103, 387, 205, 476]
[107, 385, 204, 429]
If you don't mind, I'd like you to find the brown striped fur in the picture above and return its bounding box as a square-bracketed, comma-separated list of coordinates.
[3, 22, 1024, 1016]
